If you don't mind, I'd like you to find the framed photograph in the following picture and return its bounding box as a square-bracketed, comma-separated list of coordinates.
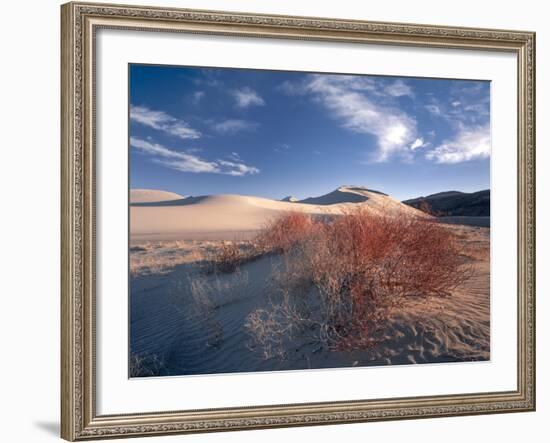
[61, 2, 536, 440]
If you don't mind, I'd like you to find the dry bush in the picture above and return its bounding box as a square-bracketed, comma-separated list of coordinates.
[129, 241, 206, 277]
[129, 352, 166, 377]
[211, 242, 244, 273]
[254, 212, 318, 254]
[203, 213, 317, 274]
[327, 209, 472, 298]
[416, 200, 445, 216]
[205, 241, 258, 274]
[246, 208, 473, 356]
[184, 268, 249, 348]
[188, 268, 249, 311]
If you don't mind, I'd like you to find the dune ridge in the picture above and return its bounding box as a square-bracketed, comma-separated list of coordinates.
[130, 186, 426, 241]
[130, 189, 185, 203]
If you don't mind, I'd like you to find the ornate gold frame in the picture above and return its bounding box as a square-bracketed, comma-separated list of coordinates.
[61, 2, 536, 440]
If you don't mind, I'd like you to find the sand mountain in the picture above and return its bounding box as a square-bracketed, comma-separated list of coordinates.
[298, 185, 388, 205]
[130, 189, 185, 204]
[281, 196, 298, 202]
[130, 185, 425, 241]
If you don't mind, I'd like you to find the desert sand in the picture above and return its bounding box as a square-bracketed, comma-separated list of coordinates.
[130, 224, 489, 375]
[366, 225, 490, 364]
[130, 188, 186, 203]
[129, 187, 489, 376]
[130, 186, 425, 241]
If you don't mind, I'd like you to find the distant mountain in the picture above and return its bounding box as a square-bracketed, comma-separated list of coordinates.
[403, 190, 490, 216]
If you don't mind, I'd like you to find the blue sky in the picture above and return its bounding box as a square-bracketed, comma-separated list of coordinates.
[129, 64, 490, 201]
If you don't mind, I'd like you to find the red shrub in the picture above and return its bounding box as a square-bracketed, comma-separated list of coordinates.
[312, 209, 471, 350]
[247, 208, 473, 356]
[324, 209, 469, 297]
[254, 211, 318, 254]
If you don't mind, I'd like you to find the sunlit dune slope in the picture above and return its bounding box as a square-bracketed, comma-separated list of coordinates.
[130, 185, 427, 240]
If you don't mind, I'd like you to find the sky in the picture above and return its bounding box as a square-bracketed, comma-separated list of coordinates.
[129, 64, 490, 201]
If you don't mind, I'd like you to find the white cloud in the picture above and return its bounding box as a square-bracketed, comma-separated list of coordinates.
[225, 152, 243, 162]
[385, 79, 414, 98]
[305, 75, 417, 162]
[130, 105, 201, 139]
[410, 138, 426, 150]
[190, 91, 205, 104]
[464, 103, 490, 116]
[280, 75, 378, 96]
[274, 143, 291, 153]
[425, 124, 490, 164]
[231, 87, 265, 108]
[130, 137, 259, 176]
[279, 75, 490, 164]
[278, 80, 305, 95]
[216, 160, 260, 176]
[426, 82, 489, 126]
[130, 137, 217, 173]
[421, 83, 490, 163]
[425, 104, 443, 116]
[213, 119, 258, 134]
[193, 69, 224, 88]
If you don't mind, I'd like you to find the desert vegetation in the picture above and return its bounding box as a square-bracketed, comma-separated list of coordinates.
[130, 202, 488, 376]
[129, 240, 255, 277]
[255, 212, 320, 254]
[129, 352, 167, 377]
[245, 209, 473, 358]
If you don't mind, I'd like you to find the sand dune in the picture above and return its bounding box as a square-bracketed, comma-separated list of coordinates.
[130, 186, 425, 241]
[130, 224, 489, 375]
[298, 185, 386, 205]
[367, 226, 490, 364]
[130, 189, 185, 203]
[281, 196, 298, 202]
[129, 185, 488, 376]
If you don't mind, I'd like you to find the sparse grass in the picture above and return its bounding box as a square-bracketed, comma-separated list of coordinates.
[246, 208, 474, 356]
[205, 212, 320, 273]
[214, 243, 243, 273]
[184, 268, 250, 348]
[187, 211, 321, 279]
[130, 239, 262, 277]
[129, 352, 166, 377]
[130, 240, 219, 277]
[461, 240, 489, 261]
[130, 212, 320, 277]
[205, 241, 257, 274]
